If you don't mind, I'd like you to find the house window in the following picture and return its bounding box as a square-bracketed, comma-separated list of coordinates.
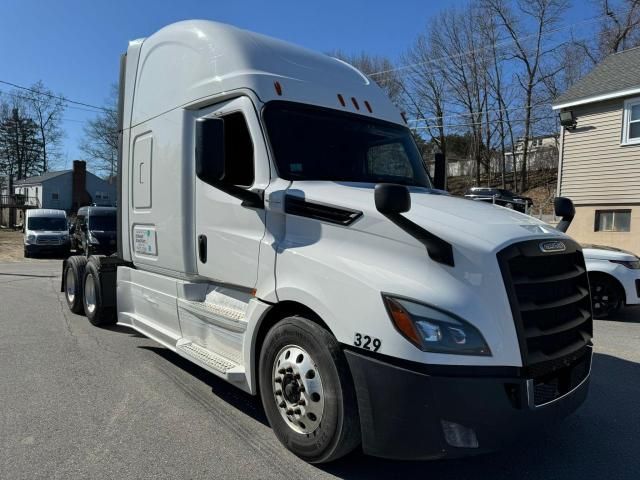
[595, 210, 631, 232]
[622, 98, 640, 144]
[95, 192, 109, 200]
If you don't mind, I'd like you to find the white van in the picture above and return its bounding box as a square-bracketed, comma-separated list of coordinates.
[61, 21, 592, 463]
[24, 209, 70, 258]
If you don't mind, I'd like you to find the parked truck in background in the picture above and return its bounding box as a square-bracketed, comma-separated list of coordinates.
[61, 20, 593, 463]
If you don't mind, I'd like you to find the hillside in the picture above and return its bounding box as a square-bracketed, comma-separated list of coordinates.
[446, 168, 558, 215]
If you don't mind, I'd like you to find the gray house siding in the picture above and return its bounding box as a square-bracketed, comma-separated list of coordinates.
[42, 172, 73, 210]
[13, 170, 116, 211]
[85, 172, 116, 206]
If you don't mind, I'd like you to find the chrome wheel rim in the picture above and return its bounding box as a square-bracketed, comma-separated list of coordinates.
[272, 345, 325, 435]
[65, 268, 75, 303]
[84, 274, 96, 314]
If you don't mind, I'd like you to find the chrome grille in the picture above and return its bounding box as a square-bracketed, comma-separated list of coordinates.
[36, 235, 61, 245]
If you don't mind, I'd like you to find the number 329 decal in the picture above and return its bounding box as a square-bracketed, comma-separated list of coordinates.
[354, 333, 381, 352]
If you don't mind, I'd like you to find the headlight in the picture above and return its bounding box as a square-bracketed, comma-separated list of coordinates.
[62, 234, 69, 241]
[89, 233, 100, 245]
[26, 234, 36, 244]
[382, 295, 491, 356]
[610, 259, 640, 269]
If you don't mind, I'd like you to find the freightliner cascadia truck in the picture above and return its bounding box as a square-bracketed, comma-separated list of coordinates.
[61, 20, 593, 463]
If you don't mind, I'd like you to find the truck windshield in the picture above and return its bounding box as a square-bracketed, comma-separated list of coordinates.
[28, 217, 67, 231]
[263, 102, 432, 187]
[89, 214, 116, 231]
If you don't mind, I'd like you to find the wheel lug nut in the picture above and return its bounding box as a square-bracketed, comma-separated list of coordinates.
[286, 367, 293, 373]
[294, 408, 301, 415]
[278, 402, 286, 408]
[294, 373, 300, 379]
[275, 389, 282, 395]
[275, 377, 282, 383]
[298, 399, 306, 406]
[278, 368, 286, 374]
[286, 409, 294, 415]
[298, 386, 305, 392]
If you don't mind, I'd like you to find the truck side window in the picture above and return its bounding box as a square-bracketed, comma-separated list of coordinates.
[222, 112, 254, 187]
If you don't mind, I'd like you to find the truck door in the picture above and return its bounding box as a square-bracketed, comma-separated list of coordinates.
[194, 96, 269, 288]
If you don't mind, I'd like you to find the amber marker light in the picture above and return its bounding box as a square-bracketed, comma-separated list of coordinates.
[383, 296, 421, 347]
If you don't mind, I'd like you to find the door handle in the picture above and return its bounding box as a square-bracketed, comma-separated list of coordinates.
[198, 234, 207, 263]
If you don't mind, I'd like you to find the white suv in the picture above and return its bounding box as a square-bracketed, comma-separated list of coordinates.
[583, 244, 640, 318]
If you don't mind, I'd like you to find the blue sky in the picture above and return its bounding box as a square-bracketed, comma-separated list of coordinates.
[1, 0, 592, 173]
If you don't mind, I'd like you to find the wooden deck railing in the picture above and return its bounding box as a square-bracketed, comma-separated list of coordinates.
[0, 195, 41, 208]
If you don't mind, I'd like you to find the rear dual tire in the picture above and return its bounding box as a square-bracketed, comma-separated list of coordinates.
[82, 261, 116, 327]
[63, 256, 116, 326]
[259, 317, 360, 463]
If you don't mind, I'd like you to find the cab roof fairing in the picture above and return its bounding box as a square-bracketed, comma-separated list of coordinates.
[128, 20, 403, 126]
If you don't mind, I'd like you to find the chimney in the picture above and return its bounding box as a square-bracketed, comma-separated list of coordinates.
[71, 160, 92, 212]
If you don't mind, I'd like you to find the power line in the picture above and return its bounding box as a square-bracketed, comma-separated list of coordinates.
[0, 79, 114, 113]
[406, 102, 553, 124]
[0, 89, 105, 113]
[367, 7, 628, 78]
[411, 115, 556, 130]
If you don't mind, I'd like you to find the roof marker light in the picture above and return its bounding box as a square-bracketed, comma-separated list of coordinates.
[274, 81, 283, 96]
[351, 97, 360, 110]
[364, 100, 373, 113]
[337, 94, 346, 107]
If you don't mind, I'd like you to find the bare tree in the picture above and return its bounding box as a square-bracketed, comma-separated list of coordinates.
[598, 0, 640, 54]
[564, 1, 640, 89]
[483, 0, 569, 191]
[427, 6, 493, 184]
[80, 84, 118, 178]
[404, 33, 448, 161]
[21, 81, 66, 172]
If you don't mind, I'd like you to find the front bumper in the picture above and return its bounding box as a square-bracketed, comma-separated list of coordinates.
[612, 265, 640, 305]
[344, 346, 591, 460]
[25, 242, 70, 255]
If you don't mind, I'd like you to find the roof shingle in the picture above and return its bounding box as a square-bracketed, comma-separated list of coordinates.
[13, 170, 71, 185]
[554, 46, 640, 107]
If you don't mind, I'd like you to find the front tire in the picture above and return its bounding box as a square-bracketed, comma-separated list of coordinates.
[83, 259, 116, 327]
[259, 317, 360, 463]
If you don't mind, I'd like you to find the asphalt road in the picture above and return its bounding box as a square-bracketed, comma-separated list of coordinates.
[1, 260, 639, 480]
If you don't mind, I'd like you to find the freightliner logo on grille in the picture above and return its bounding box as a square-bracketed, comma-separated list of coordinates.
[539, 240, 566, 253]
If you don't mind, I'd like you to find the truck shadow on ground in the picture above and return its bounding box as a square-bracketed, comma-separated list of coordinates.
[139, 347, 639, 480]
[139, 346, 269, 426]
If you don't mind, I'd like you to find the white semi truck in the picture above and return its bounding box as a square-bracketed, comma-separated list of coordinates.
[61, 20, 593, 463]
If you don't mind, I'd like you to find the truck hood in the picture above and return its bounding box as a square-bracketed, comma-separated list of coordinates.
[287, 182, 565, 254]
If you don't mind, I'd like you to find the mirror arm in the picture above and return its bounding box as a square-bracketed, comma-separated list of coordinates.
[215, 183, 264, 209]
[383, 212, 454, 266]
[556, 217, 573, 233]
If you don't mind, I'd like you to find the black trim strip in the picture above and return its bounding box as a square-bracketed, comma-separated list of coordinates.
[285, 195, 363, 226]
[342, 344, 521, 378]
[383, 212, 454, 266]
